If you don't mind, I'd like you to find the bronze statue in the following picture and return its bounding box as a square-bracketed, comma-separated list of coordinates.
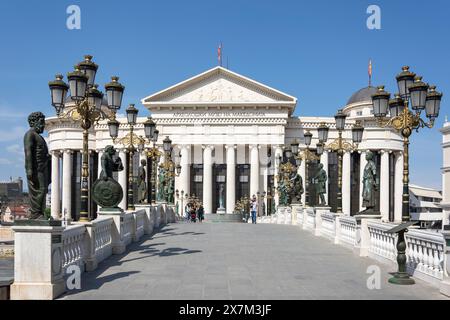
[157, 167, 166, 202]
[137, 159, 147, 204]
[92, 145, 124, 210]
[24, 112, 51, 219]
[277, 171, 292, 206]
[290, 172, 304, 205]
[312, 163, 327, 206]
[359, 150, 379, 214]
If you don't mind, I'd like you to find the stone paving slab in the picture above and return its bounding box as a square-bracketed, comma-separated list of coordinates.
[61, 222, 448, 300]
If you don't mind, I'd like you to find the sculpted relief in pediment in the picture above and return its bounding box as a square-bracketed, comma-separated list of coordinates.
[168, 77, 277, 103]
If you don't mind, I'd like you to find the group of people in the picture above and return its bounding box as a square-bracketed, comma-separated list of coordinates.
[184, 203, 204, 223]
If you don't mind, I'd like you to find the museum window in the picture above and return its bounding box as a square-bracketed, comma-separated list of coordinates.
[190, 164, 203, 201]
[236, 164, 250, 201]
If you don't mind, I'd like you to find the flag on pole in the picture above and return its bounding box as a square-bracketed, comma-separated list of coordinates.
[368, 59, 373, 86]
[218, 43, 222, 66]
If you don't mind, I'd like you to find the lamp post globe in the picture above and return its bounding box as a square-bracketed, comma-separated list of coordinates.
[126, 104, 139, 126]
[49, 74, 69, 115]
[105, 76, 125, 111]
[67, 67, 88, 102]
[77, 55, 99, 86]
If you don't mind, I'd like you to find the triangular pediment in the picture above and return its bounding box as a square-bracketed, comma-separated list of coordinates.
[142, 67, 297, 106]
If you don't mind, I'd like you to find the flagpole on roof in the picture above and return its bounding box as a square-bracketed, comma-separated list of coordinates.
[368, 59, 373, 87]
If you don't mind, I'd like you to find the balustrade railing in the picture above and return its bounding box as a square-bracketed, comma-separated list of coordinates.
[122, 213, 134, 246]
[405, 229, 445, 286]
[320, 213, 336, 241]
[367, 221, 397, 264]
[338, 216, 357, 247]
[92, 218, 113, 264]
[62, 224, 86, 273]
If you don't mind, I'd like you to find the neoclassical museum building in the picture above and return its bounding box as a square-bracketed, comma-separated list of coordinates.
[46, 66, 404, 222]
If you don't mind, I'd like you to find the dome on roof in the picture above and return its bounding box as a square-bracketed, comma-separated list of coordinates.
[347, 86, 377, 105]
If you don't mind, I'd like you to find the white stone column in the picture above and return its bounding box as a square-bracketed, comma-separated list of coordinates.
[180, 145, 191, 196]
[273, 146, 283, 207]
[299, 154, 306, 205]
[380, 150, 390, 221]
[97, 150, 103, 178]
[62, 150, 72, 222]
[51, 151, 61, 220]
[203, 145, 213, 214]
[118, 149, 128, 211]
[320, 151, 329, 204]
[342, 151, 351, 215]
[250, 144, 260, 198]
[226, 145, 236, 214]
[359, 151, 367, 212]
[394, 152, 404, 223]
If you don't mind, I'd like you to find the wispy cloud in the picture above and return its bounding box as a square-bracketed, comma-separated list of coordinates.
[0, 126, 27, 142]
[0, 158, 13, 165]
[6, 144, 24, 159]
[0, 105, 29, 120]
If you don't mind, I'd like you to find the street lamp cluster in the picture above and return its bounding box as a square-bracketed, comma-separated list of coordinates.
[49, 55, 125, 221]
[371, 66, 442, 222]
[315, 111, 364, 213]
[49, 55, 181, 221]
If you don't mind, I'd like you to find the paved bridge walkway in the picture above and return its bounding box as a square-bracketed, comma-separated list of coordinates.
[62, 222, 447, 300]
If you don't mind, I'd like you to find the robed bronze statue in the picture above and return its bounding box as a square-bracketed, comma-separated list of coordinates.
[358, 150, 379, 215]
[24, 112, 51, 219]
[137, 159, 147, 204]
[312, 163, 327, 206]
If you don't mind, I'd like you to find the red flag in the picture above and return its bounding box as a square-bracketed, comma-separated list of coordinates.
[368, 59, 373, 86]
[218, 43, 222, 66]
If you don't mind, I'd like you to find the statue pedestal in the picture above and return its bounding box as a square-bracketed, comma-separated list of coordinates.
[291, 204, 304, 226]
[134, 204, 155, 235]
[10, 224, 65, 300]
[313, 207, 331, 236]
[98, 208, 126, 255]
[276, 206, 287, 224]
[353, 215, 382, 257]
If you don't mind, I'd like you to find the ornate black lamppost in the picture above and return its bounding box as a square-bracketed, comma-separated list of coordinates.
[371, 66, 443, 222]
[318, 112, 364, 214]
[141, 117, 160, 204]
[158, 137, 181, 204]
[49, 55, 125, 221]
[291, 130, 321, 206]
[108, 104, 146, 211]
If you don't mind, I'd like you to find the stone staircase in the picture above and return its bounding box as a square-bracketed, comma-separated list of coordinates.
[204, 213, 243, 223]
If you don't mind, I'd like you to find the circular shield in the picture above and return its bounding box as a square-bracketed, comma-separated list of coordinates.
[92, 177, 123, 208]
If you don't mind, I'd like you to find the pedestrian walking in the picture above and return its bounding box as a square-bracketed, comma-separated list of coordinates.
[197, 204, 204, 223]
[251, 195, 258, 224]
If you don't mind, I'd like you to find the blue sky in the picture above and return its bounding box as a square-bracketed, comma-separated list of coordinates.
[0, 0, 448, 189]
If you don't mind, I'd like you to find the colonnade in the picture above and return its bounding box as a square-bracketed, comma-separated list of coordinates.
[50, 146, 405, 222]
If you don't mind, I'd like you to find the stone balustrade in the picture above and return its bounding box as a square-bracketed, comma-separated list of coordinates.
[62, 224, 86, 274]
[257, 206, 448, 295]
[405, 229, 444, 287]
[10, 203, 175, 300]
[337, 216, 357, 249]
[320, 212, 337, 241]
[367, 220, 397, 264]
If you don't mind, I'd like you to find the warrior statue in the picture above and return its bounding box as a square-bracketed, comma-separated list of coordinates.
[277, 172, 292, 206]
[359, 150, 379, 214]
[312, 163, 327, 206]
[167, 175, 174, 204]
[92, 145, 124, 210]
[290, 172, 304, 205]
[24, 112, 51, 220]
[137, 159, 147, 204]
[157, 167, 166, 202]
